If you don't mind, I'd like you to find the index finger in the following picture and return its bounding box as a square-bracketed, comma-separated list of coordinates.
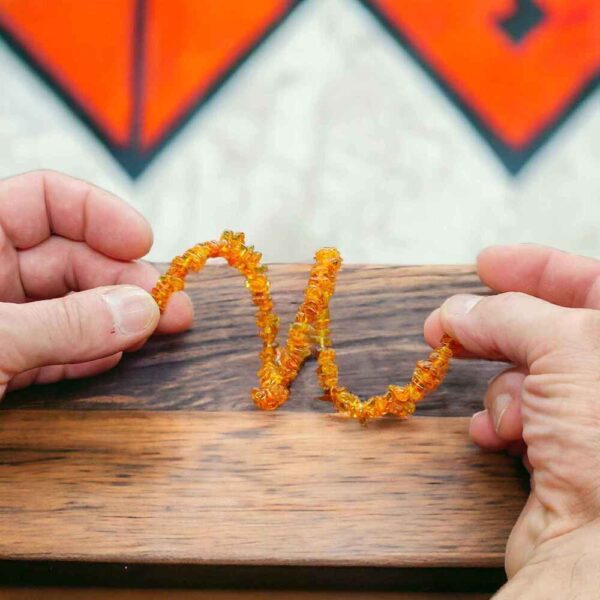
[477, 244, 600, 310]
[0, 170, 153, 260]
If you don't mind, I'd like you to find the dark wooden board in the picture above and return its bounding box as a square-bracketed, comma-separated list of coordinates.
[0, 562, 505, 593]
[3, 265, 502, 415]
[0, 589, 490, 599]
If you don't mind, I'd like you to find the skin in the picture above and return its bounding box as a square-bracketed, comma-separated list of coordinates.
[425, 244, 600, 598]
[0, 170, 193, 396]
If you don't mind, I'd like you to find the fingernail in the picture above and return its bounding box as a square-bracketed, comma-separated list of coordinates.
[441, 294, 482, 318]
[491, 393, 511, 433]
[102, 286, 158, 335]
[471, 409, 487, 421]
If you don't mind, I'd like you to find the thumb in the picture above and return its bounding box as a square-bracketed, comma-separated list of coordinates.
[436, 292, 577, 367]
[1, 285, 159, 374]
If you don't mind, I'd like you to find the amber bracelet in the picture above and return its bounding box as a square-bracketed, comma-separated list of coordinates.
[152, 231, 459, 423]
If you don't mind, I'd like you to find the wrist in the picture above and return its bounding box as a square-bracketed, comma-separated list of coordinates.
[497, 521, 600, 599]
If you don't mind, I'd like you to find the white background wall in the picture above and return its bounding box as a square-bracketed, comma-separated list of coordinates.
[1, 0, 599, 264]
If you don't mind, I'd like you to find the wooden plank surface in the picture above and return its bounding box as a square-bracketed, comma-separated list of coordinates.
[0, 411, 526, 567]
[3, 265, 500, 415]
[0, 265, 526, 591]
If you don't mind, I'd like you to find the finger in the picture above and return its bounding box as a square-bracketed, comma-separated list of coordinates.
[0, 286, 159, 377]
[18, 237, 193, 334]
[0, 226, 24, 303]
[478, 244, 600, 309]
[6, 353, 123, 391]
[0, 170, 152, 260]
[484, 367, 525, 442]
[125, 339, 147, 353]
[469, 410, 507, 451]
[429, 292, 573, 366]
[424, 308, 482, 359]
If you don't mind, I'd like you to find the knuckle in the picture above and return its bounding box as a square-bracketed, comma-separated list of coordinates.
[57, 296, 88, 342]
[569, 309, 600, 352]
[490, 291, 528, 307]
[29, 168, 56, 179]
[473, 292, 528, 319]
[21, 168, 60, 188]
[36, 296, 89, 353]
[473, 292, 528, 327]
[0, 304, 23, 372]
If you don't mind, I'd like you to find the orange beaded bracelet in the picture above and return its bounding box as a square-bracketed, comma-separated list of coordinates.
[152, 231, 459, 423]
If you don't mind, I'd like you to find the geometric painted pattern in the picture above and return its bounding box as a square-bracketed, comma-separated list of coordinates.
[1, 0, 598, 176]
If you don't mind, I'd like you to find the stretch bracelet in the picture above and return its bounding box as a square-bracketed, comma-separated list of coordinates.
[152, 231, 458, 423]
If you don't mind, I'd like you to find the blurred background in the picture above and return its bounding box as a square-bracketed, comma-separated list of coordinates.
[0, 0, 598, 264]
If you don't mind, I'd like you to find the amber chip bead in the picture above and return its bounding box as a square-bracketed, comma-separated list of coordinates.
[152, 231, 459, 423]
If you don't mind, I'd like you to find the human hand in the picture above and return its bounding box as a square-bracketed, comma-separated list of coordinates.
[425, 244, 600, 595]
[0, 170, 193, 398]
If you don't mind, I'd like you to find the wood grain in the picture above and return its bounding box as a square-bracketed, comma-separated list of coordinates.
[0, 411, 527, 568]
[0, 265, 522, 592]
[3, 265, 502, 415]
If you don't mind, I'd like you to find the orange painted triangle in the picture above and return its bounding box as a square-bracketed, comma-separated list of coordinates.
[2, 0, 596, 175]
[141, 0, 291, 151]
[0, 0, 296, 175]
[0, 0, 135, 147]
[365, 0, 600, 168]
